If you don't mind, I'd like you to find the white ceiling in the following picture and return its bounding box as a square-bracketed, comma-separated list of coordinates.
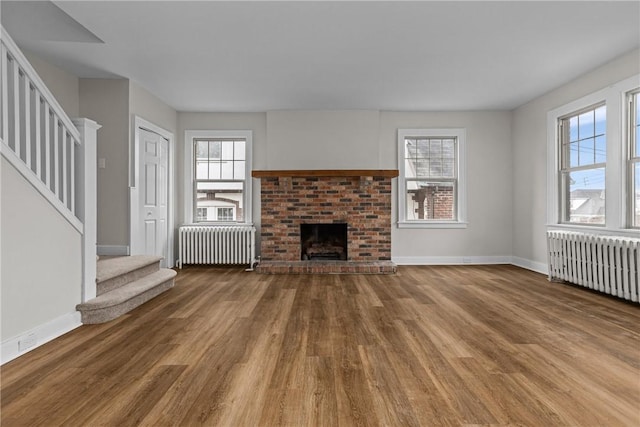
[2, 1, 639, 112]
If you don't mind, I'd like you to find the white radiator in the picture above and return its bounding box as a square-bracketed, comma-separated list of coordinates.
[547, 231, 639, 302]
[178, 225, 256, 268]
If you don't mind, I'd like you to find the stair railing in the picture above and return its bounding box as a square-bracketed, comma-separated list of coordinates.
[0, 27, 100, 302]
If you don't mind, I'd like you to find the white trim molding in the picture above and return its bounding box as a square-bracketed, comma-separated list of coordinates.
[511, 257, 548, 275]
[1, 311, 81, 365]
[393, 255, 511, 265]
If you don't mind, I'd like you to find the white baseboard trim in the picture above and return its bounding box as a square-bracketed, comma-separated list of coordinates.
[392, 255, 549, 276]
[511, 256, 548, 275]
[1, 311, 82, 365]
[393, 256, 512, 265]
[97, 245, 130, 256]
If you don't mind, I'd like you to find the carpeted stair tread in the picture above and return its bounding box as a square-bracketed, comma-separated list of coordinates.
[78, 268, 176, 311]
[97, 255, 163, 284]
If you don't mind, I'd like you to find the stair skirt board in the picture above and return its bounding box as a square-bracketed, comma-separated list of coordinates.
[77, 271, 175, 324]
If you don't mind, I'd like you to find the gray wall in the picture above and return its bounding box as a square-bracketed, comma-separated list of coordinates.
[79, 78, 130, 250]
[379, 111, 513, 262]
[20, 47, 640, 269]
[511, 48, 640, 269]
[23, 50, 80, 118]
[1, 157, 82, 340]
[178, 109, 514, 263]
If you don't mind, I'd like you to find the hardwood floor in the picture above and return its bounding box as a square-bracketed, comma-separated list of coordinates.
[1, 265, 639, 426]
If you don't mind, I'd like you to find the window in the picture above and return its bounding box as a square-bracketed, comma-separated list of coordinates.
[185, 130, 252, 224]
[629, 89, 640, 227]
[397, 129, 466, 228]
[196, 207, 208, 222]
[217, 207, 234, 221]
[559, 103, 607, 225]
[547, 74, 640, 233]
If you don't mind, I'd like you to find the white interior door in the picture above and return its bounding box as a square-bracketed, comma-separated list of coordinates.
[139, 129, 169, 267]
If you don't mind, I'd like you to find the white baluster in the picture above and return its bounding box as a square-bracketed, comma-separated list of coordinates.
[13, 59, 20, 157]
[62, 129, 68, 207]
[1, 44, 6, 142]
[44, 104, 50, 188]
[24, 77, 31, 169]
[34, 90, 42, 179]
[70, 135, 76, 215]
[53, 118, 59, 199]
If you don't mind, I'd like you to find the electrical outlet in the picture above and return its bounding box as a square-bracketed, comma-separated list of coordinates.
[463, 257, 473, 264]
[18, 333, 37, 352]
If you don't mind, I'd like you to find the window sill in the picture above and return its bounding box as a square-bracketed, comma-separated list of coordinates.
[397, 221, 468, 229]
[184, 222, 254, 227]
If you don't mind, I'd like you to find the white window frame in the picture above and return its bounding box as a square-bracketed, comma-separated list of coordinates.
[547, 74, 640, 234]
[184, 130, 253, 225]
[397, 128, 467, 229]
[628, 89, 640, 228]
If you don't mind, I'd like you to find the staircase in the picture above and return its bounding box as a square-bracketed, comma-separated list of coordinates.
[76, 255, 176, 324]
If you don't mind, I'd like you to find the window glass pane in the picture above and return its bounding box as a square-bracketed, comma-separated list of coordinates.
[415, 159, 429, 178]
[196, 140, 208, 159]
[442, 160, 455, 178]
[221, 140, 234, 160]
[569, 117, 578, 141]
[567, 168, 605, 225]
[234, 141, 246, 161]
[579, 137, 594, 166]
[217, 207, 234, 221]
[429, 140, 442, 157]
[594, 105, 606, 136]
[569, 141, 579, 167]
[595, 135, 606, 164]
[195, 158, 208, 179]
[195, 181, 244, 222]
[430, 159, 442, 177]
[578, 110, 594, 139]
[416, 139, 429, 158]
[210, 140, 221, 159]
[234, 160, 246, 179]
[404, 157, 417, 178]
[404, 140, 414, 159]
[221, 161, 233, 179]
[208, 161, 221, 179]
[442, 139, 455, 158]
[405, 181, 455, 221]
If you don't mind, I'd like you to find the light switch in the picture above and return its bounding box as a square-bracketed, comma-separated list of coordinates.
[98, 158, 106, 169]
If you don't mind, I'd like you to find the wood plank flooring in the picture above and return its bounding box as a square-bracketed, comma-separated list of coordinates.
[1, 265, 639, 426]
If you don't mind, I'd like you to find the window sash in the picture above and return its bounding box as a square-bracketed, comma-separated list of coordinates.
[192, 138, 246, 224]
[558, 104, 607, 226]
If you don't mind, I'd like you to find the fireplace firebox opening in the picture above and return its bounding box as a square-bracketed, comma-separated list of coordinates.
[300, 223, 348, 261]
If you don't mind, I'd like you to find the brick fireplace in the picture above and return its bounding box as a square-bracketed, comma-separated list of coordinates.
[252, 169, 398, 274]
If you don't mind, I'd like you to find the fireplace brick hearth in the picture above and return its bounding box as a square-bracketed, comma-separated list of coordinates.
[252, 170, 398, 274]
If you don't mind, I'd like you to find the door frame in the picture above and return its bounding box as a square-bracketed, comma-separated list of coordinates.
[130, 115, 175, 267]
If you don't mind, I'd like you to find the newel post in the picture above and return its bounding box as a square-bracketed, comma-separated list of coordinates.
[73, 118, 101, 302]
